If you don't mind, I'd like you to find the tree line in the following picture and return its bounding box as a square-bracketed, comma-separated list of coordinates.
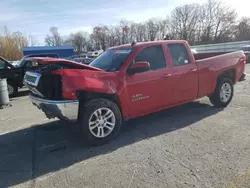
[1, 0, 250, 60]
[45, 0, 250, 53]
[0, 27, 37, 60]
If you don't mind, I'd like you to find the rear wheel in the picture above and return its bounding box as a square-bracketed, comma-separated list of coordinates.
[209, 77, 234, 107]
[80, 98, 122, 146]
[7, 82, 18, 97]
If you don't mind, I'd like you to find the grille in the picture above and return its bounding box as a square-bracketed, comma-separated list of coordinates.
[36, 74, 63, 100]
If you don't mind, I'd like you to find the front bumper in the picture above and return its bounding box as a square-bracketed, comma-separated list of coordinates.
[29, 95, 79, 122]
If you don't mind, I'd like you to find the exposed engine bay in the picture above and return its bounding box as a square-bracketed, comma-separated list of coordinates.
[24, 61, 97, 100]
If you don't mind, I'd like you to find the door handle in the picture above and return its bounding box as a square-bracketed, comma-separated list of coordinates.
[163, 73, 172, 77]
[189, 68, 197, 72]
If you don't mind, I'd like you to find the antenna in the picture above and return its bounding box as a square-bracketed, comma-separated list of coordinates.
[164, 35, 170, 40]
[131, 40, 136, 46]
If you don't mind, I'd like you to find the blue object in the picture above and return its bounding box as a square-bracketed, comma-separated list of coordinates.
[22, 46, 74, 58]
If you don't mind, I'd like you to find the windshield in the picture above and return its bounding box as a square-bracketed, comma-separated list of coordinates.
[15, 57, 27, 67]
[89, 48, 133, 72]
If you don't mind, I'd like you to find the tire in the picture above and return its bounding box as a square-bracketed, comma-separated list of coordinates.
[79, 98, 122, 146]
[209, 77, 234, 107]
[7, 82, 18, 97]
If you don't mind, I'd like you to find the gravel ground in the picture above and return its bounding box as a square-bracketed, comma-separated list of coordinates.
[1, 66, 250, 188]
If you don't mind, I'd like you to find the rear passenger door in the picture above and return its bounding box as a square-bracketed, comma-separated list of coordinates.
[125, 45, 173, 117]
[167, 43, 199, 104]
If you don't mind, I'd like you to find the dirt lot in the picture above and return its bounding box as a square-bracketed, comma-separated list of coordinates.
[1, 66, 250, 188]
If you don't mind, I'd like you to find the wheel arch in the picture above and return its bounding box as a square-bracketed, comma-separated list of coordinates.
[217, 69, 236, 84]
[76, 90, 123, 120]
[7, 78, 18, 85]
[209, 76, 234, 107]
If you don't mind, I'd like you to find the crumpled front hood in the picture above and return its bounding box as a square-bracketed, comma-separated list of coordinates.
[26, 57, 103, 72]
[59, 69, 119, 99]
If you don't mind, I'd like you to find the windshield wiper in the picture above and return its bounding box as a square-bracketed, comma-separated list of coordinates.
[104, 67, 117, 72]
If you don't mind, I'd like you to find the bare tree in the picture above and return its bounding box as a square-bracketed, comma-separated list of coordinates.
[157, 18, 171, 40]
[134, 23, 147, 42]
[45, 27, 63, 46]
[0, 26, 27, 60]
[234, 17, 250, 41]
[92, 26, 109, 50]
[119, 20, 130, 44]
[12, 31, 28, 49]
[28, 35, 38, 46]
[114, 26, 122, 45]
[171, 3, 201, 44]
[198, 0, 237, 43]
[66, 32, 88, 54]
[213, 4, 237, 42]
[41, 1, 249, 50]
[146, 18, 160, 41]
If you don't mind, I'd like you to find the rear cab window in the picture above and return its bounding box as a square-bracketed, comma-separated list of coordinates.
[134, 45, 166, 71]
[168, 44, 190, 67]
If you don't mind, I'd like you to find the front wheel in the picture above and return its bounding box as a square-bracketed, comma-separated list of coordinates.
[209, 77, 234, 107]
[80, 98, 122, 146]
[7, 83, 18, 97]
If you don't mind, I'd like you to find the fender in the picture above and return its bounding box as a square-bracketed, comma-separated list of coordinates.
[76, 91, 125, 117]
[60, 69, 119, 100]
[59, 69, 130, 118]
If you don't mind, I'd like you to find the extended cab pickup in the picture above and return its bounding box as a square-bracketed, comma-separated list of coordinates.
[23, 40, 246, 145]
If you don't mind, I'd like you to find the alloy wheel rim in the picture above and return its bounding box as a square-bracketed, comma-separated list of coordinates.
[7, 85, 14, 95]
[220, 83, 232, 103]
[88, 108, 116, 138]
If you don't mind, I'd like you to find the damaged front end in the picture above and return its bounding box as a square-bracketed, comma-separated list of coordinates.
[23, 62, 82, 122]
[29, 94, 79, 121]
[24, 57, 118, 122]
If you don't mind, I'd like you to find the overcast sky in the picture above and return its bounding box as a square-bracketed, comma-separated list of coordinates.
[0, 0, 248, 44]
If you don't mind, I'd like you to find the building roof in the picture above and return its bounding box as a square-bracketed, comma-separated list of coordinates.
[22, 45, 73, 51]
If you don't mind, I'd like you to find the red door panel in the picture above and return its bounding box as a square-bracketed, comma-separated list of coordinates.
[169, 64, 199, 104]
[125, 69, 173, 118]
[166, 43, 199, 104]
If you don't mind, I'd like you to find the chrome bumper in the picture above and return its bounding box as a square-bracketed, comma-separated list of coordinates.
[29, 95, 79, 122]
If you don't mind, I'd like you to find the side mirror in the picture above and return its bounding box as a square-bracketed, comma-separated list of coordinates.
[127, 61, 150, 75]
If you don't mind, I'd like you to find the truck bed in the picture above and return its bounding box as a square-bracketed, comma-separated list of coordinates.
[196, 51, 245, 98]
[193, 52, 229, 60]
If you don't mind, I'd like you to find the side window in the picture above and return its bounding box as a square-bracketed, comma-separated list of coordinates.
[0, 59, 6, 69]
[168, 44, 190, 67]
[135, 45, 166, 70]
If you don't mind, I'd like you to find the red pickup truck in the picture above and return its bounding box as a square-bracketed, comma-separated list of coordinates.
[23, 40, 246, 145]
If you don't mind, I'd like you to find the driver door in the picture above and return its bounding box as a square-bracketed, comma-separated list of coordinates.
[125, 45, 173, 118]
[0, 58, 6, 70]
[0, 58, 12, 79]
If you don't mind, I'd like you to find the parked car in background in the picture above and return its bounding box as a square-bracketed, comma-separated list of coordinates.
[86, 50, 104, 59]
[15, 53, 59, 67]
[8, 60, 20, 66]
[73, 57, 93, 65]
[23, 40, 246, 145]
[0, 53, 59, 97]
